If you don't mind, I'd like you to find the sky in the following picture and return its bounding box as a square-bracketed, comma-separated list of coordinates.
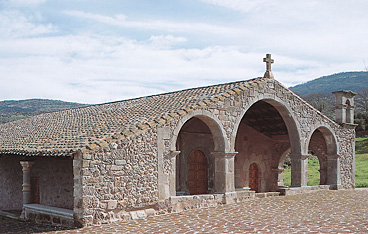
[1, 0, 368, 104]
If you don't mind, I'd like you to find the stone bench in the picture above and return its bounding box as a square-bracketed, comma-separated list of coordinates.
[23, 204, 74, 227]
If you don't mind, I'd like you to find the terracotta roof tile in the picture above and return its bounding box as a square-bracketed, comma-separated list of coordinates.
[0, 77, 264, 156]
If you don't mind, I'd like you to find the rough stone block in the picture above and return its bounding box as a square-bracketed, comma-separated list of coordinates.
[130, 211, 138, 219]
[82, 160, 90, 168]
[145, 208, 155, 216]
[111, 165, 124, 171]
[107, 200, 118, 209]
[84, 154, 92, 160]
[136, 210, 147, 219]
[115, 160, 127, 165]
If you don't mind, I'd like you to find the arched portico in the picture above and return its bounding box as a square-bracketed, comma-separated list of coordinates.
[233, 99, 301, 192]
[170, 111, 235, 196]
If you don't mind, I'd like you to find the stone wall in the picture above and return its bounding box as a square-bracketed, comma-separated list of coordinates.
[75, 78, 355, 226]
[77, 128, 159, 225]
[31, 157, 74, 209]
[335, 127, 356, 188]
[0, 155, 23, 210]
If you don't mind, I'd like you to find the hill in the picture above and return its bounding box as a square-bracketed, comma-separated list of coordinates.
[289, 71, 368, 96]
[0, 99, 88, 124]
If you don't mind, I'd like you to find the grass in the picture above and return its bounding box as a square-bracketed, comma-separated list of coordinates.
[356, 136, 368, 187]
[355, 153, 368, 187]
[283, 136, 368, 187]
[283, 156, 320, 187]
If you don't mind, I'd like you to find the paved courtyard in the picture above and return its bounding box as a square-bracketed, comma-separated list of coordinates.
[1, 189, 368, 233]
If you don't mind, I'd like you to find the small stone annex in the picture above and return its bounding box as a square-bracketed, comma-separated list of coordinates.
[0, 55, 357, 227]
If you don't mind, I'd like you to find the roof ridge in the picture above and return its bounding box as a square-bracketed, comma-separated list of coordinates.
[82, 77, 263, 107]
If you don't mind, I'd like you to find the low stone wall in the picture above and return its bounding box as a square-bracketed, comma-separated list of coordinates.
[278, 185, 330, 196]
[168, 190, 255, 213]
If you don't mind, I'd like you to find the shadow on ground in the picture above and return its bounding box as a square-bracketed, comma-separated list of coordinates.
[0, 216, 75, 234]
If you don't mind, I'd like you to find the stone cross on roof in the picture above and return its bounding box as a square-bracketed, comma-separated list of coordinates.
[263, 54, 274, 79]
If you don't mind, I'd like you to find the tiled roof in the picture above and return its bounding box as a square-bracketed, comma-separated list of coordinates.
[0, 77, 265, 157]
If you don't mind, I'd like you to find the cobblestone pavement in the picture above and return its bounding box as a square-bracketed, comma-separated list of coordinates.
[2, 190, 368, 233]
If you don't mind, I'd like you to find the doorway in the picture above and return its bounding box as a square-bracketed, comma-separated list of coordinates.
[249, 163, 260, 192]
[188, 150, 208, 195]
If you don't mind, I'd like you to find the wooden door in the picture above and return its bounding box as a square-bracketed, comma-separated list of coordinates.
[249, 163, 259, 192]
[188, 150, 208, 195]
[31, 177, 40, 204]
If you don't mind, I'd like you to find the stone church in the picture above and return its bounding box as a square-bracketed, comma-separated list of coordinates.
[0, 55, 357, 227]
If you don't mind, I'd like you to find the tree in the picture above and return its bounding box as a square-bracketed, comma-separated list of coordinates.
[356, 87, 368, 113]
[302, 92, 334, 119]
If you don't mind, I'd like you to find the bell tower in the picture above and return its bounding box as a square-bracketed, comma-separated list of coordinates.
[332, 90, 357, 126]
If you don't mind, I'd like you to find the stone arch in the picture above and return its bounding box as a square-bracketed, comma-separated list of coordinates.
[306, 125, 338, 155]
[173, 110, 227, 195]
[346, 99, 353, 124]
[233, 97, 302, 191]
[306, 125, 340, 188]
[171, 110, 228, 153]
[230, 97, 301, 155]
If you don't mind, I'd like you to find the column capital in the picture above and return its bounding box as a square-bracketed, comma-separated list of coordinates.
[20, 161, 35, 170]
[334, 104, 347, 109]
[170, 150, 181, 157]
[326, 154, 340, 159]
[289, 154, 310, 160]
[212, 151, 238, 159]
[273, 167, 285, 172]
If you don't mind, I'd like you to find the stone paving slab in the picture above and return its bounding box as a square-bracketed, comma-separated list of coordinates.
[2, 190, 368, 233]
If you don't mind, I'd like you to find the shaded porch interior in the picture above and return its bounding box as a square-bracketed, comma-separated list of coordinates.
[0, 155, 74, 226]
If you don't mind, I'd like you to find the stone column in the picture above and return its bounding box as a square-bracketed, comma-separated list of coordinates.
[326, 154, 341, 190]
[20, 161, 35, 205]
[20, 161, 35, 219]
[212, 152, 237, 193]
[334, 104, 347, 124]
[157, 127, 177, 200]
[169, 151, 180, 196]
[290, 154, 309, 187]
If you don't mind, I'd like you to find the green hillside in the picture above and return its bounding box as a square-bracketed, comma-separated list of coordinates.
[289, 71, 368, 96]
[0, 99, 88, 124]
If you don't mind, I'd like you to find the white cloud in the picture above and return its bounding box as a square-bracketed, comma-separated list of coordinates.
[0, 10, 55, 38]
[4, 0, 47, 8]
[0, 32, 267, 103]
[63, 10, 244, 36]
[201, 0, 274, 13]
[148, 35, 187, 49]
